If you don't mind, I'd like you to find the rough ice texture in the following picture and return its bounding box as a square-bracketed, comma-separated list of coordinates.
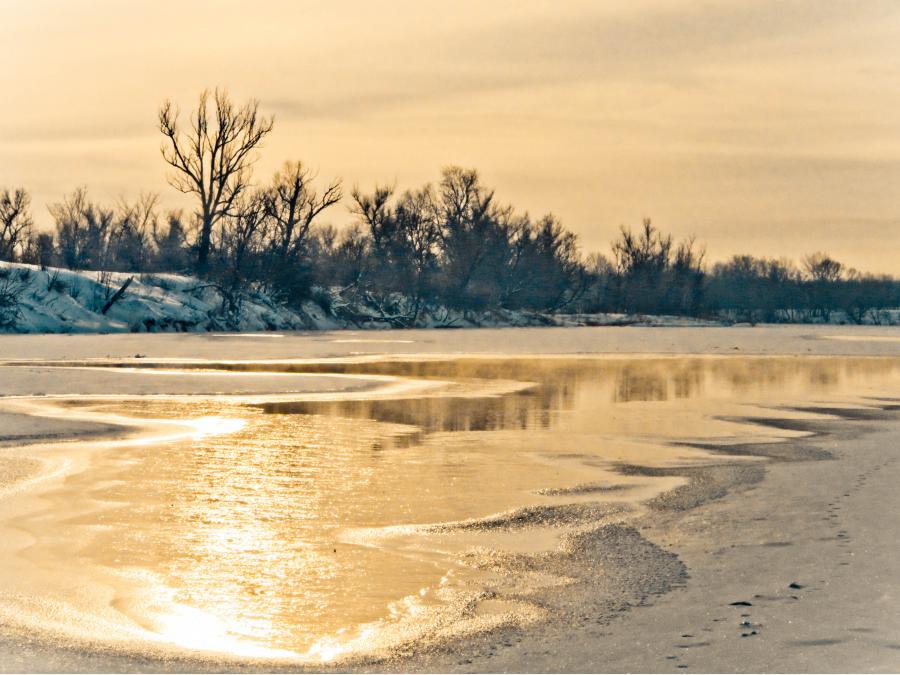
[0, 262, 721, 334]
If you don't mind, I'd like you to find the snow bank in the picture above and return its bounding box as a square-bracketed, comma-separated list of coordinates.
[0, 262, 330, 333]
[0, 261, 721, 334]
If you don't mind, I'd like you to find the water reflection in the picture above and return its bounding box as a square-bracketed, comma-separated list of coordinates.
[258, 357, 900, 442]
[8, 355, 900, 660]
[262, 394, 552, 436]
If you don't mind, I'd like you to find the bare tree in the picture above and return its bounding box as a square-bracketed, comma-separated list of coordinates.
[216, 193, 270, 308]
[21, 232, 56, 269]
[158, 89, 274, 274]
[612, 219, 673, 277]
[264, 161, 342, 261]
[0, 188, 34, 262]
[108, 193, 159, 271]
[394, 187, 441, 284]
[351, 184, 394, 250]
[151, 210, 193, 272]
[0, 268, 27, 328]
[610, 219, 674, 313]
[435, 167, 497, 303]
[50, 188, 114, 270]
[802, 252, 844, 322]
[803, 252, 843, 282]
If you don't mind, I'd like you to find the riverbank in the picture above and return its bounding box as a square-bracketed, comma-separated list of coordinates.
[6, 261, 896, 334]
[1, 329, 898, 672]
[390, 408, 900, 673]
[2, 399, 898, 673]
[0, 261, 725, 333]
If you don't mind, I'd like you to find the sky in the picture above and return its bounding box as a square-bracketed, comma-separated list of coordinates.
[2, 0, 900, 273]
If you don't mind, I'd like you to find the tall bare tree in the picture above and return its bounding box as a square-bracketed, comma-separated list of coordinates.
[435, 167, 497, 301]
[158, 89, 274, 273]
[0, 188, 34, 262]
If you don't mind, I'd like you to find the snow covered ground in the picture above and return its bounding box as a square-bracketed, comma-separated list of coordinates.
[0, 262, 334, 333]
[2, 261, 893, 334]
[0, 262, 725, 334]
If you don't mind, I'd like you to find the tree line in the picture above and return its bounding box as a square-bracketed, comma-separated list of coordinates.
[1, 89, 897, 324]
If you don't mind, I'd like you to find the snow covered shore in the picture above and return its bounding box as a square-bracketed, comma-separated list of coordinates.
[0, 262, 721, 334]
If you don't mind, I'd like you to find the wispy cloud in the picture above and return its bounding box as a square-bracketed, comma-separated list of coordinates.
[3, 0, 900, 271]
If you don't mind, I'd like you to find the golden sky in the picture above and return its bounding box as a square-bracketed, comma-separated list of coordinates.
[2, 0, 900, 273]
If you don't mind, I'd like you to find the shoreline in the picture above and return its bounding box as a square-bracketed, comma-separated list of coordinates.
[4, 325, 900, 365]
[383, 405, 900, 673]
[1, 342, 899, 673]
[2, 261, 897, 336]
[1, 399, 898, 672]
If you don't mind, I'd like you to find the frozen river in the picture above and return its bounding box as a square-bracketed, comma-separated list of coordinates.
[1, 326, 899, 669]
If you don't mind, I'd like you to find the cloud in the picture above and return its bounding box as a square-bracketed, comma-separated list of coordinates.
[4, 0, 900, 271]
